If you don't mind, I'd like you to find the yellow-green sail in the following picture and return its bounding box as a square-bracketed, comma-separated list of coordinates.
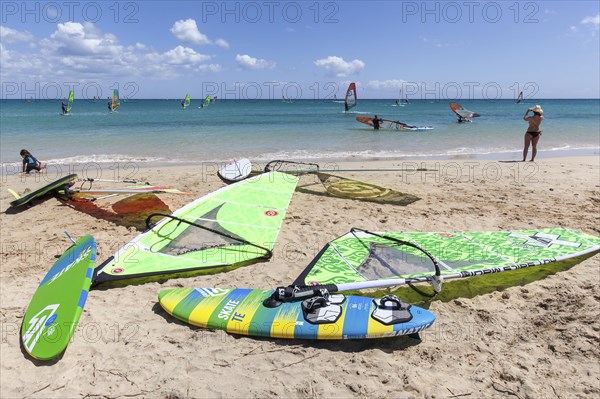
[94, 171, 298, 284]
[294, 228, 600, 288]
[111, 89, 120, 111]
[66, 90, 74, 112]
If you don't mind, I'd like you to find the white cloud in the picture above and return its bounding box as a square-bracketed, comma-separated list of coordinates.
[198, 64, 223, 73]
[161, 45, 211, 65]
[366, 79, 405, 90]
[215, 38, 229, 49]
[0, 26, 34, 43]
[170, 19, 231, 49]
[235, 54, 275, 70]
[314, 56, 365, 77]
[1, 22, 214, 83]
[581, 14, 600, 25]
[170, 19, 211, 45]
[42, 22, 122, 58]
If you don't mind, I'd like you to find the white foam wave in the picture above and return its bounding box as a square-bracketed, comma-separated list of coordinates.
[46, 154, 166, 164]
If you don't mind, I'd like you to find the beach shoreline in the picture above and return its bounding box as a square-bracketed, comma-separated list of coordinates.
[1, 155, 599, 398]
[2, 148, 599, 178]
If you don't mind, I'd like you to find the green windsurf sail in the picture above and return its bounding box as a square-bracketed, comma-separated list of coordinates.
[201, 95, 211, 108]
[182, 94, 190, 109]
[66, 90, 74, 113]
[293, 228, 600, 293]
[94, 171, 298, 284]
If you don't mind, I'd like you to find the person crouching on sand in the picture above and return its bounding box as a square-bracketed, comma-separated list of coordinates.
[20, 149, 45, 174]
[522, 105, 544, 162]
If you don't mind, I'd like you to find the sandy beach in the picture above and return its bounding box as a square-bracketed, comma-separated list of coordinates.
[1, 155, 598, 398]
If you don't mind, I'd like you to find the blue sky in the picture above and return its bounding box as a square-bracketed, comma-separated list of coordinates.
[1, 1, 598, 99]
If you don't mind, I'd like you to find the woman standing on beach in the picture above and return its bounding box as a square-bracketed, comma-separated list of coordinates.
[522, 105, 544, 161]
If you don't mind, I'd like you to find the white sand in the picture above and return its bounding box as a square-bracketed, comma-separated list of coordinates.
[1, 156, 598, 398]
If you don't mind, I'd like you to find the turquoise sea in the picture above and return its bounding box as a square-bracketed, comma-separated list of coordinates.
[1, 99, 598, 168]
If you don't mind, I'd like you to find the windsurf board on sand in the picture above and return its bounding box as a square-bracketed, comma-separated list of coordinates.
[9, 174, 78, 207]
[159, 287, 435, 340]
[21, 235, 96, 360]
[217, 158, 252, 183]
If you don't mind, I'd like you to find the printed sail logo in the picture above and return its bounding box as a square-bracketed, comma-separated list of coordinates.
[508, 232, 580, 248]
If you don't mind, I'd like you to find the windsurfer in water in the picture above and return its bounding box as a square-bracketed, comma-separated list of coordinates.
[344, 101, 349, 112]
[107, 98, 112, 112]
[522, 105, 544, 162]
[372, 115, 383, 130]
[61, 101, 67, 114]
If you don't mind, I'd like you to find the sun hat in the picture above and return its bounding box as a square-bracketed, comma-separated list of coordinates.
[529, 105, 543, 114]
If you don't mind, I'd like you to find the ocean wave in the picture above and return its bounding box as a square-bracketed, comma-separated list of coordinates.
[31, 145, 600, 167]
[249, 145, 600, 162]
[46, 154, 166, 164]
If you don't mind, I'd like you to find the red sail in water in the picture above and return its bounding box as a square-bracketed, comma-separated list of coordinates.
[344, 82, 357, 110]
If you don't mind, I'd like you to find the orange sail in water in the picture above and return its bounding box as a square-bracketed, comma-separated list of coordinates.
[344, 82, 357, 110]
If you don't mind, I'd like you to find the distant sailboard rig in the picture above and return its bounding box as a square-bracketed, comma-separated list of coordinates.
[515, 91, 524, 104]
[356, 116, 433, 131]
[293, 228, 600, 294]
[110, 89, 120, 112]
[67, 90, 74, 113]
[182, 94, 191, 109]
[200, 95, 211, 108]
[449, 102, 480, 122]
[60, 90, 74, 115]
[344, 82, 357, 111]
[392, 88, 409, 106]
[93, 171, 298, 285]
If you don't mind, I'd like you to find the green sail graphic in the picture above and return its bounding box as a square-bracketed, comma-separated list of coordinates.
[94, 171, 298, 283]
[294, 229, 600, 286]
